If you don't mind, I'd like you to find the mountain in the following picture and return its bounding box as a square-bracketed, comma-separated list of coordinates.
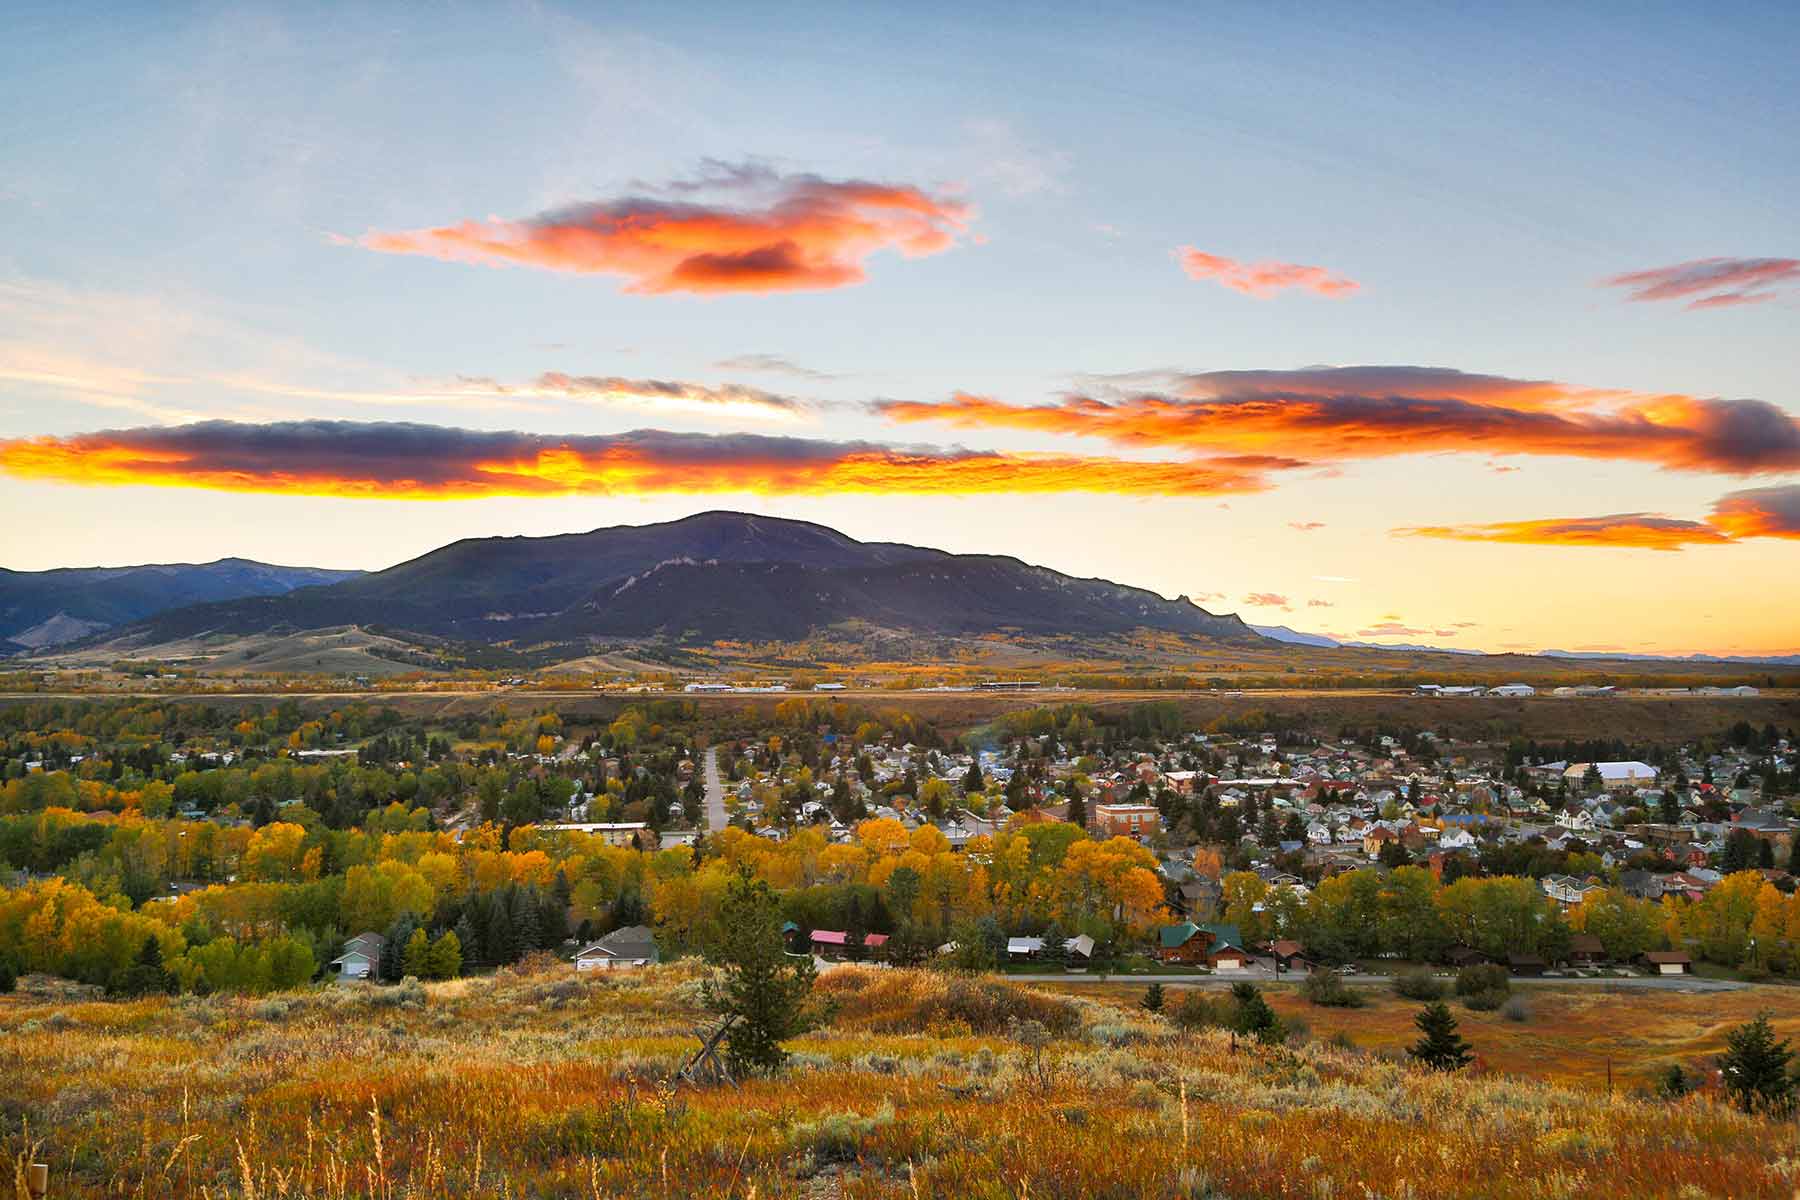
[0, 559, 364, 650]
[1247, 623, 1339, 648]
[112, 511, 1258, 649]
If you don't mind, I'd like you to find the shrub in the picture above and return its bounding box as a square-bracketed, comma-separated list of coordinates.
[1392, 969, 1445, 1001]
[1500, 994, 1531, 1023]
[793, 1104, 896, 1166]
[1463, 988, 1508, 1012]
[1301, 966, 1366, 1008]
[817, 967, 1079, 1035]
[1172, 991, 1232, 1031]
[1454, 964, 1510, 999]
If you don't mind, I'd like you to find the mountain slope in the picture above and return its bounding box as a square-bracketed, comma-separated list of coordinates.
[116, 511, 1257, 648]
[0, 558, 364, 649]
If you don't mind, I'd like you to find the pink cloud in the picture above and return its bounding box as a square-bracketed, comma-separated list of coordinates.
[1603, 257, 1799, 310]
[1174, 247, 1359, 298]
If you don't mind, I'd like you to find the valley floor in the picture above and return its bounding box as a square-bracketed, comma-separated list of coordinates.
[5, 962, 1797, 1199]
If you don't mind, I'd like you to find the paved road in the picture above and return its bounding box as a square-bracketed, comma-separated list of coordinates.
[1035, 971, 1751, 992]
[702, 745, 727, 832]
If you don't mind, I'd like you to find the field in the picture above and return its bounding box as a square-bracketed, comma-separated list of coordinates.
[1049, 979, 1800, 1092]
[5, 963, 1797, 1199]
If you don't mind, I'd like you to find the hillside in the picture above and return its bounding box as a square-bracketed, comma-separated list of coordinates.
[0, 558, 362, 649]
[3, 963, 1793, 1199]
[108, 511, 1259, 647]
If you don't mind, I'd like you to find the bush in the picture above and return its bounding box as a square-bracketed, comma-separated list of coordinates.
[1392, 969, 1445, 1001]
[1455, 964, 1510, 1008]
[792, 1104, 896, 1165]
[1301, 967, 1366, 1008]
[1500, 994, 1531, 1023]
[1462, 988, 1508, 1012]
[1172, 991, 1232, 1031]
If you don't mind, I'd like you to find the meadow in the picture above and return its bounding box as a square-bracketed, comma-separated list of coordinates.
[6, 962, 1798, 1199]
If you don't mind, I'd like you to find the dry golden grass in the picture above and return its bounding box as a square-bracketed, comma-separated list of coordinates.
[1056, 979, 1800, 1091]
[4, 963, 1798, 1198]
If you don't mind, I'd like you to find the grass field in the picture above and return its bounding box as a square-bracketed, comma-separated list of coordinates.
[1052, 979, 1800, 1092]
[5, 962, 1797, 1198]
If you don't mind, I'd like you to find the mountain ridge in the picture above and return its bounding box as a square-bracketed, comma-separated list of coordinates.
[99, 511, 1258, 650]
[0, 557, 365, 649]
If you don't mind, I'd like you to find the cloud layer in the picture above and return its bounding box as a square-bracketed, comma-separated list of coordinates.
[351, 165, 973, 294]
[1394, 485, 1800, 550]
[1603, 257, 1800, 310]
[1175, 248, 1358, 298]
[0, 421, 1270, 500]
[878, 365, 1800, 474]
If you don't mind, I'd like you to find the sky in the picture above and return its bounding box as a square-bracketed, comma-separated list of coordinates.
[1, 2, 1797, 656]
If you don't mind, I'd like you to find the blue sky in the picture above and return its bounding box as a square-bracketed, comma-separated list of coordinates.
[2, 2, 1796, 654]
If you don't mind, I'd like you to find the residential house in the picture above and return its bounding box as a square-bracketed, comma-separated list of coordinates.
[1158, 922, 1247, 969]
[329, 932, 384, 982]
[574, 925, 660, 971]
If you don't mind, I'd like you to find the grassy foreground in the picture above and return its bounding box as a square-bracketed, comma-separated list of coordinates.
[4, 962, 1798, 1199]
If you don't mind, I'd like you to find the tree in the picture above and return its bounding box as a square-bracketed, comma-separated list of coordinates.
[402, 927, 432, 979]
[1228, 981, 1283, 1045]
[1581, 763, 1603, 793]
[1065, 788, 1087, 831]
[705, 867, 821, 1076]
[426, 930, 462, 979]
[1041, 921, 1068, 969]
[1656, 1063, 1690, 1100]
[1141, 981, 1164, 1014]
[1719, 1012, 1795, 1116]
[1408, 1001, 1474, 1071]
[115, 935, 171, 996]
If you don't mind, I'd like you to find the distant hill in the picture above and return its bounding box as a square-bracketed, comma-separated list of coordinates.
[111, 511, 1259, 649]
[0, 558, 364, 650]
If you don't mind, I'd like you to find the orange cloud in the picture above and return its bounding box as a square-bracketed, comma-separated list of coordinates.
[352, 164, 973, 294]
[1243, 592, 1290, 608]
[0, 421, 1269, 500]
[877, 366, 1800, 475]
[1393, 485, 1800, 551]
[1707, 484, 1800, 540]
[1175, 248, 1358, 298]
[1394, 514, 1735, 551]
[1603, 257, 1800, 310]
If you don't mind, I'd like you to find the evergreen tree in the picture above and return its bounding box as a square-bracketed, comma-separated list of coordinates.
[453, 913, 481, 972]
[1229, 982, 1283, 1045]
[1656, 1063, 1690, 1100]
[962, 760, 984, 796]
[1719, 1012, 1795, 1116]
[380, 915, 418, 982]
[538, 889, 570, 947]
[116, 935, 170, 996]
[1141, 981, 1165, 1014]
[1041, 921, 1068, 969]
[705, 867, 821, 1076]
[1066, 788, 1087, 830]
[1408, 1001, 1474, 1071]
[510, 888, 542, 958]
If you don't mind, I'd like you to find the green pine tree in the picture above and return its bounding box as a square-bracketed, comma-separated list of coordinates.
[1229, 981, 1283, 1045]
[704, 867, 821, 1076]
[1409, 1001, 1474, 1071]
[1719, 1012, 1795, 1116]
[1141, 981, 1165, 1014]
